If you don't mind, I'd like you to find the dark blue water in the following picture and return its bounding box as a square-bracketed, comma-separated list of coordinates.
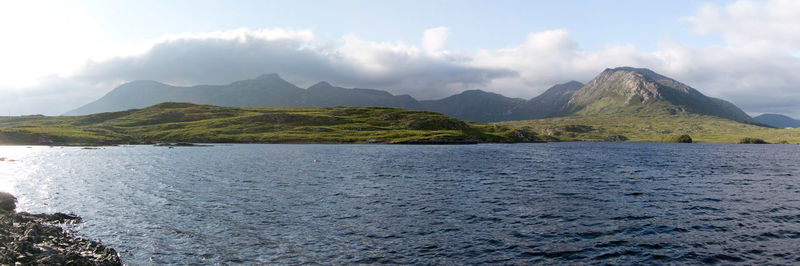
[1, 143, 799, 264]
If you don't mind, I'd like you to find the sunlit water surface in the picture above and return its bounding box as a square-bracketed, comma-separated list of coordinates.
[1, 143, 799, 264]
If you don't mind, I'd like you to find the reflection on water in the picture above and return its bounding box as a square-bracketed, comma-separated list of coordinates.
[0, 146, 45, 201]
[1, 143, 799, 264]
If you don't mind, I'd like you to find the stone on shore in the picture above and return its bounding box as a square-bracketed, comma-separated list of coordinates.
[0, 192, 15, 212]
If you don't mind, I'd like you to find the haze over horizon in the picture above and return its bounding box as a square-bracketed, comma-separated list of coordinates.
[1, 0, 799, 117]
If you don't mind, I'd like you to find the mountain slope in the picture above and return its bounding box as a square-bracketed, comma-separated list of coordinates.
[566, 67, 756, 124]
[420, 90, 526, 122]
[515, 81, 583, 119]
[305, 82, 424, 110]
[64, 74, 424, 115]
[64, 80, 181, 116]
[754, 114, 800, 128]
[419, 81, 583, 123]
[207, 74, 308, 107]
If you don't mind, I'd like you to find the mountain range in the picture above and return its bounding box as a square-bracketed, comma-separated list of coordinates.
[65, 67, 764, 126]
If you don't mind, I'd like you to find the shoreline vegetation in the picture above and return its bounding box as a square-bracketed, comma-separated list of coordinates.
[0, 102, 550, 146]
[0, 192, 121, 265]
[0, 102, 797, 146]
[499, 114, 800, 144]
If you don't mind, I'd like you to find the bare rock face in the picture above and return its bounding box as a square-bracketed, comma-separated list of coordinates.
[568, 67, 675, 108]
[566, 67, 757, 124]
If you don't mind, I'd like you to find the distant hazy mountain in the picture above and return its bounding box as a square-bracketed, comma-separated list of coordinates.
[64, 74, 422, 115]
[754, 114, 800, 128]
[420, 90, 526, 122]
[305, 81, 423, 110]
[567, 67, 757, 124]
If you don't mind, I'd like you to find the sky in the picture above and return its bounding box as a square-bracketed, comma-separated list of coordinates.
[1, 0, 799, 117]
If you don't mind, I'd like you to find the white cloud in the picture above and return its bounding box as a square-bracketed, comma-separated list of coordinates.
[469, 30, 654, 97]
[686, 0, 800, 49]
[421, 27, 450, 55]
[0, 2, 108, 87]
[2, 27, 512, 115]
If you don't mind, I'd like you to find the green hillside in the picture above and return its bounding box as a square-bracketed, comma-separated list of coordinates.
[489, 67, 800, 144]
[499, 112, 800, 143]
[0, 103, 545, 145]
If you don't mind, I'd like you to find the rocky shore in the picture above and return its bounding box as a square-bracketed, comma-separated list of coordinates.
[0, 192, 121, 265]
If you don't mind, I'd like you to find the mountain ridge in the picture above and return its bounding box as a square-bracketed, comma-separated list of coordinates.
[65, 74, 423, 116]
[64, 67, 759, 126]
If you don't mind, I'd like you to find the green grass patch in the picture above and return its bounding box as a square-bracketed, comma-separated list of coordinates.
[0, 103, 547, 145]
[498, 112, 800, 143]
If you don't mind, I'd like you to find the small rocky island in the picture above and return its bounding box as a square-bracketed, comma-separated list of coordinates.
[0, 192, 121, 265]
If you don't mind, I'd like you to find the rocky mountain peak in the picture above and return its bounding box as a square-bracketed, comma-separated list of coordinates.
[566, 67, 755, 123]
[573, 67, 662, 106]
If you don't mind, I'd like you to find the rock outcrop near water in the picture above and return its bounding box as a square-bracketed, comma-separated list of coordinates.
[0, 192, 121, 265]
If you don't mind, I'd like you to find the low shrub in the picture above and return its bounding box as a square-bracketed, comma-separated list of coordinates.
[668, 134, 693, 143]
[605, 135, 628, 142]
[738, 137, 768, 144]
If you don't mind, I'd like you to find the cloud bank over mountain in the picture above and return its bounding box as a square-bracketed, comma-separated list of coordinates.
[3, 0, 800, 117]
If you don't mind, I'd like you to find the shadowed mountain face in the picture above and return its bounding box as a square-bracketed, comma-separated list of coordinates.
[64, 74, 423, 115]
[754, 114, 800, 128]
[566, 67, 757, 124]
[305, 82, 424, 110]
[516, 80, 584, 119]
[420, 81, 584, 122]
[420, 90, 526, 123]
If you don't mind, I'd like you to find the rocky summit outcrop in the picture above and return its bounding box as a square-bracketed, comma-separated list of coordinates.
[0, 193, 121, 265]
[566, 67, 757, 124]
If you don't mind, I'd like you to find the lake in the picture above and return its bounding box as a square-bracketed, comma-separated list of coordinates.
[1, 143, 799, 264]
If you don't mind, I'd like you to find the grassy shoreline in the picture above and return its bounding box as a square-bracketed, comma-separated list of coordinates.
[498, 113, 800, 144]
[0, 103, 548, 146]
[2, 102, 796, 145]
